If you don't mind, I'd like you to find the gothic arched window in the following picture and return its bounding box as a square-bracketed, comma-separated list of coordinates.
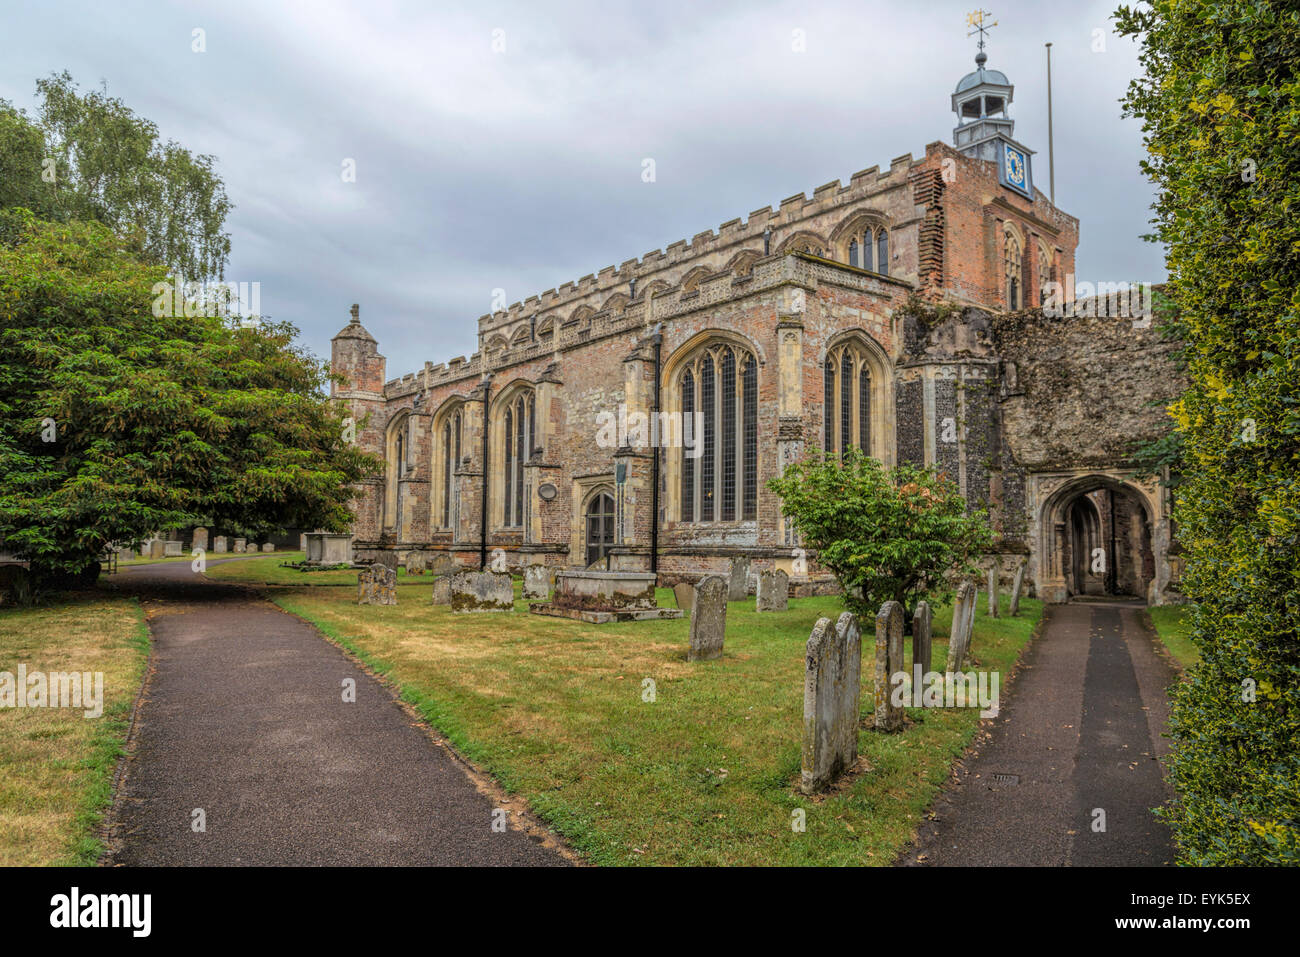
[845, 226, 887, 275]
[384, 413, 411, 536]
[1004, 231, 1023, 310]
[823, 339, 880, 457]
[438, 407, 463, 529]
[500, 390, 534, 528]
[675, 341, 758, 523]
[1037, 244, 1056, 307]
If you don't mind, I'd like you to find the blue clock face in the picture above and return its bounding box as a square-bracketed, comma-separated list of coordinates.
[1004, 144, 1026, 187]
[998, 140, 1033, 198]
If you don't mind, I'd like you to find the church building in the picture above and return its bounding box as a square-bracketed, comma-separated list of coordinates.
[331, 48, 1183, 606]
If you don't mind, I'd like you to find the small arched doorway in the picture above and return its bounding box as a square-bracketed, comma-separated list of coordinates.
[1040, 475, 1158, 603]
[585, 492, 615, 568]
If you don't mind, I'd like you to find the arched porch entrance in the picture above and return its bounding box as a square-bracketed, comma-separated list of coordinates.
[1036, 474, 1160, 604]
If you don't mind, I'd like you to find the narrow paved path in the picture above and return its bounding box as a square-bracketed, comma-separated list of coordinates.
[900, 600, 1178, 866]
[103, 559, 565, 866]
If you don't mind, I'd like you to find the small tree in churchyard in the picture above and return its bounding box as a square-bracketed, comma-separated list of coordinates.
[769, 447, 992, 620]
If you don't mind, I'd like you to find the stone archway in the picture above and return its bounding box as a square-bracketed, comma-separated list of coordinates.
[1034, 472, 1165, 604]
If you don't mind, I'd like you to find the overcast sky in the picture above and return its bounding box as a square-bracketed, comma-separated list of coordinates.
[2, 0, 1163, 377]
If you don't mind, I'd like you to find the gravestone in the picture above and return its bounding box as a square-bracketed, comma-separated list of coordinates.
[357, 564, 397, 605]
[874, 601, 906, 732]
[1009, 559, 1027, 616]
[912, 600, 933, 676]
[261, 542, 275, 553]
[946, 582, 977, 672]
[800, 613, 862, 794]
[688, 575, 727, 661]
[727, 556, 749, 601]
[755, 568, 789, 611]
[164, 540, 183, 557]
[450, 570, 513, 612]
[374, 551, 400, 572]
[299, 533, 307, 552]
[431, 576, 451, 605]
[523, 564, 553, 600]
[428, 553, 458, 577]
[148, 540, 165, 559]
[405, 551, 427, 575]
[987, 564, 999, 617]
[673, 581, 695, 614]
[192, 527, 208, 551]
[233, 538, 246, 554]
[213, 536, 227, 553]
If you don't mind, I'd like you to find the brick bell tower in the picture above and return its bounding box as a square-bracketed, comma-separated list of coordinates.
[330, 304, 386, 545]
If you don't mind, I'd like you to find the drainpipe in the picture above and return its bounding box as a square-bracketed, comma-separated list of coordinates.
[479, 375, 493, 570]
[650, 323, 663, 577]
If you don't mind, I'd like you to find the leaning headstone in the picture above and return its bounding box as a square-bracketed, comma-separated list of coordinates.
[673, 581, 695, 614]
[986, 563, 999, 617]
[148, 540, 165, 559]
[261, 542, 275, 553]
[688, 575, 727, 661]
[946, 582, 977, 672]
[727, 556, 750, 601]
[233, 538, 246, 553]
[1009, 559, 1027, 616]
[357, 564, 397, 605]
[192, 527, 208, 551]
[912, 600, 933, 676]
[874, 601, 906, 732]
[523, 564, 553, 600]
[450, 570, 513, 612]
[755, 568, 789, 612]
[431, 576, 451, 605]
[213, 536, 227, 553]
[801, 613, 862, 794]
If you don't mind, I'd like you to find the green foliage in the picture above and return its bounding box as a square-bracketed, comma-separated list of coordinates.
[0, 72, 231, 280]
[1116, 0, 1300, 864]
[767, 447, 992, 620]
[0, 215, 381, 587]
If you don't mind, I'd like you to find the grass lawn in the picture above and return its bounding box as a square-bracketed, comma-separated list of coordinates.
[1146, 603, 1199, 669]
[117, 550, 308, 570]
[204, 553, 430, 587]
[272, 576, 1043, 866]
[0, 594, 149, 865]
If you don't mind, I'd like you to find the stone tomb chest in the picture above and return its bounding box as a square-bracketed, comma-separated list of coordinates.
[304, 532, 354, 565]
[530, 570, 683, 624]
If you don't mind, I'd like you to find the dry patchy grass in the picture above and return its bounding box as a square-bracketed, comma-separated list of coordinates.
[0, 594, 148, 865]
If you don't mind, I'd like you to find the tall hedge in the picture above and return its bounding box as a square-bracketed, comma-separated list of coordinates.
[1116, 1, 1299, 863]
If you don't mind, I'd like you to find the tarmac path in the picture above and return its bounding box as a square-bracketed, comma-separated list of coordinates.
[102, 558, 566, 866]
[900, 600, 1179, 867]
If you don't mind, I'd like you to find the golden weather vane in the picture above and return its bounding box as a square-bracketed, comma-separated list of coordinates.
[966, 9, 998, 54]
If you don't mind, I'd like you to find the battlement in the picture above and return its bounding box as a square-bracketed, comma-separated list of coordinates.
[472, 152, 922, 342]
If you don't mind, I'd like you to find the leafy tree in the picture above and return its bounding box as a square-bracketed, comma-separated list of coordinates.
[768, 447, 992, 621]
[0, 72, 231, 280]
[0, 213, 380, 590]
[1116, 0, 1300, 863]
[0, 100, 53, 225]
